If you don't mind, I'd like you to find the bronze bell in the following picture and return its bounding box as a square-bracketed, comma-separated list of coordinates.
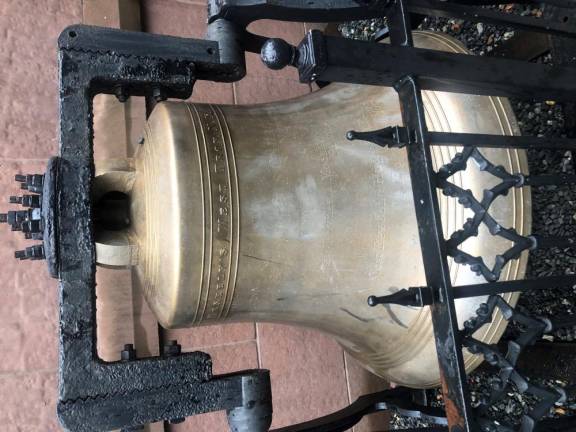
[93, 31, 531, 388]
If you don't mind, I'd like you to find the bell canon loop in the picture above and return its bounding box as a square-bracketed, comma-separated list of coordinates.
[92, 32, 531, 388]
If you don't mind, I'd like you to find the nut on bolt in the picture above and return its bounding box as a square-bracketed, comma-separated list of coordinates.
[115, 85, 129, 103]
[163, 340, 182, 357]
[14, 244, 45, 260]
[162, 340, 185, 425]
[152, 87, 166, 103]
[120, 344, 137, 361]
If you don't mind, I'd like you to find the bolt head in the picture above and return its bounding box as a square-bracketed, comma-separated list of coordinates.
[163, 340, 182, 357]
[121, 344, 137, 361]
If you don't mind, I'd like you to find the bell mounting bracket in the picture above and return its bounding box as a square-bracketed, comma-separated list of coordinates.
[54, 24, 273, 432]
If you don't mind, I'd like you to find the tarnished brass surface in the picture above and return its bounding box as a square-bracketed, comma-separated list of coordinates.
[95, 31, 531, 387]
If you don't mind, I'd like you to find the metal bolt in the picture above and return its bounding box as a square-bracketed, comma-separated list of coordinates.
[485, 352, 498, 365]
[163, 340, 182, 357]
[138, 137, 145, 145]
[120, 344, 137, 361]
[162, 340, 186, 425]
[14, 174, 26, 183]
[476, 303, 489, 317]
[115, 86, 129, 103]
[118, 343, 144, 431]
[152, 87, 166, 103]
[21, 244, 45, 260]
[22, 220, 42, 233]
[22, 194, 41, 208]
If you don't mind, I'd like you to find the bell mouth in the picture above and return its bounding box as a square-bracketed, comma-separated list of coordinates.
[124, 102, 241, 328]
[94, 191, 131, 232]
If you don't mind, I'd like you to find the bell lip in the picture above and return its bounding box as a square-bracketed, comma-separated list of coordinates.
[133, 101, 241, 329]
[132, 102, 207, 328]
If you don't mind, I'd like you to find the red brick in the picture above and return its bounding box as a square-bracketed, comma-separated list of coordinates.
[0, 319, 58, 373]
[345, 353, 390, 432]
[184, 340, 259, 374]
[142, 0, 205, 38]
[0, 1, 82, 158]
[165, 323, 256, 350]
[17, 268, 59, 323]
[133, 310, 163, 357]
[0, 278, 20, 324]
[191, 81, 235, 105]
[304, 22, 327, 33]
[124, 278, 163, 358]
[257, 323, 349, 428]
[96, 267, 136, 361]
[234, 76, 311, 105]
[0, 372, 60, 432]
[171, 411, 230, 432]
[20, 320, 58, 371]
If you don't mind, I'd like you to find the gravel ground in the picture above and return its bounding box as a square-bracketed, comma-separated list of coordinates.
[340, 8, 576, 430]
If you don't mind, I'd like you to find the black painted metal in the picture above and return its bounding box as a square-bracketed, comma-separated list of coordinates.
[54, 24, 272, 432]
[461, 295, 570, 432]
[276, 31, 576, 100]
[369, 274, 576, 307]
[208, 0, 388, 26]
[388, 4, 475, 429]
[350, 128, 576, 151]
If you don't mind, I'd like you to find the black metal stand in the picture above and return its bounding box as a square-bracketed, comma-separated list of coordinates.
[53, 25, 271, 432]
